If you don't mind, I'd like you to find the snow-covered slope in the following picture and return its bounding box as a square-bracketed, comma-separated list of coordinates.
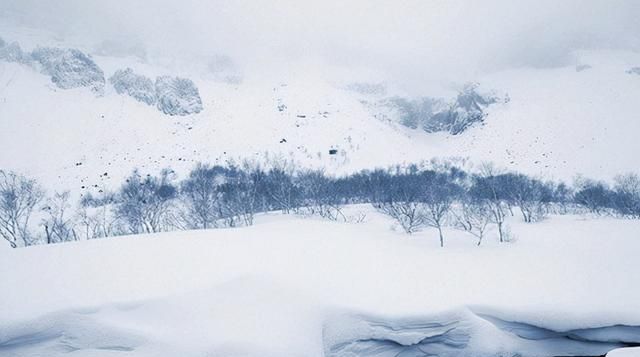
[1, 209, 639, 356]
[2, 28, 640, 193]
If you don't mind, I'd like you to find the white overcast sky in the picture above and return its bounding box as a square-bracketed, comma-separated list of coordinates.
[1, 0, 639, 89]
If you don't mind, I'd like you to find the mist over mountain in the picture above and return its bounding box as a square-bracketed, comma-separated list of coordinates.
[2, 0, 639, 94]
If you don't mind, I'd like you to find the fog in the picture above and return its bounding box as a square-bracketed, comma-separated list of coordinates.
[1, 0, 639, 91]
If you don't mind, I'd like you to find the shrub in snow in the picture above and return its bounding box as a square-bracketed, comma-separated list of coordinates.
[0, 41, 29, 64]
[30, 47, 105, 93]
[155, 76, 203, 116]
[109, 68, 156, 105]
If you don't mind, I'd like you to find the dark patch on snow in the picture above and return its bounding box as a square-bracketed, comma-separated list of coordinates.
[626, 67, 640, 75]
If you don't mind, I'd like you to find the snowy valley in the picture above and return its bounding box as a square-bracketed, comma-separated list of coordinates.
[1, 1, 640, 356]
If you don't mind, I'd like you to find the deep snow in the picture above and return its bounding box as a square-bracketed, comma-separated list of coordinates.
[1, 208, 639, 356]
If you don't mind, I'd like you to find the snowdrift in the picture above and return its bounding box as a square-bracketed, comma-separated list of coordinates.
[1, 210, 639, 356]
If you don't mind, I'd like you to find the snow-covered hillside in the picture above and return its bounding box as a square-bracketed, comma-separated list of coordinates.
[2, 26, 640, 195]
[1, 208, 639, 356]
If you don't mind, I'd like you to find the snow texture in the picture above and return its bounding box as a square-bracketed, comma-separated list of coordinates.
[30, 47, 105, 93]
[109, 68, 156, 105]
[1, 211, 639, 356]
[325, 310, 636, 357]
[608, 347, 640, 356]
[155, 75, 203, 116]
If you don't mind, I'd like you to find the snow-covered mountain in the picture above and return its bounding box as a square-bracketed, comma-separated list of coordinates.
[1, 27, 640, 195]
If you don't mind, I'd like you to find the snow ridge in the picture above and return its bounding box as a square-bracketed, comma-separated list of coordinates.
[324, 309, 640, 357]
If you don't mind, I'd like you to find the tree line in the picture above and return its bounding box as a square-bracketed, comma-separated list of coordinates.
[1, 161, 639, 248]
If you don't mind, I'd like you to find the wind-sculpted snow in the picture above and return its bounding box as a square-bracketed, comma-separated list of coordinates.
[155, 75, 203, 116]
[324, 312, 471, 357]
[0, 310, 144, 356]
[30, 47, 105, 93]
[109, 68, 157, 105]
[324, 310, 640, 357]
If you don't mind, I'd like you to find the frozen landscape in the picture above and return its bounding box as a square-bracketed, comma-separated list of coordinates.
[1, 1, 640, 356]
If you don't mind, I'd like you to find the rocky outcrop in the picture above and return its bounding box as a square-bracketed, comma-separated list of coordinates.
[30, 47, 105, 93]
[426, 84, 499, 135]
[0, 39, 29, 64]
[155, 76, 203, 116]
[387, 84, 500, 135]
[109, 68, 156, 105]
[109, 70, 204, 116]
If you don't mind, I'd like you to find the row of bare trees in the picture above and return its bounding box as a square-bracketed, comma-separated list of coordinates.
[2, 162, 640, 248]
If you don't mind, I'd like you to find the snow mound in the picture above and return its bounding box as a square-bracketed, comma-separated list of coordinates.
[324, 310, 639, 357]
[30, 47, 105, 93]
[324, 312, 471, 357]
[608, 347, 640, 356]
[155, 76, 203, 116]
[109, 68, 156, 105]
[1, 213, 639, 356]
[0, 311, 144, 356]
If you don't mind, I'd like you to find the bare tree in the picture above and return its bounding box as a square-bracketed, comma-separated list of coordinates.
[421, 173, 460, 247]
[181, 164, 224, 229]
[377, 173, 426, 234]
[471, 164, 508, 243]
[297, 170, 345, 221]
[453, 200, 492, 246]
[115, 170, 178, 234]
[612, 173, 640, 218]
[42, 191, 78, 244]
[0, 170, 44, 247]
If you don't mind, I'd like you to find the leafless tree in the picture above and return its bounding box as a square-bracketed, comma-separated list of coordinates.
[181, 163, 224, 229]
[41, 191, 78, 244]
[0, 170, 44, 247]
[453, 200, 492, 246]
[297, 169, 345, 221]
[115, 170, 178, 234]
